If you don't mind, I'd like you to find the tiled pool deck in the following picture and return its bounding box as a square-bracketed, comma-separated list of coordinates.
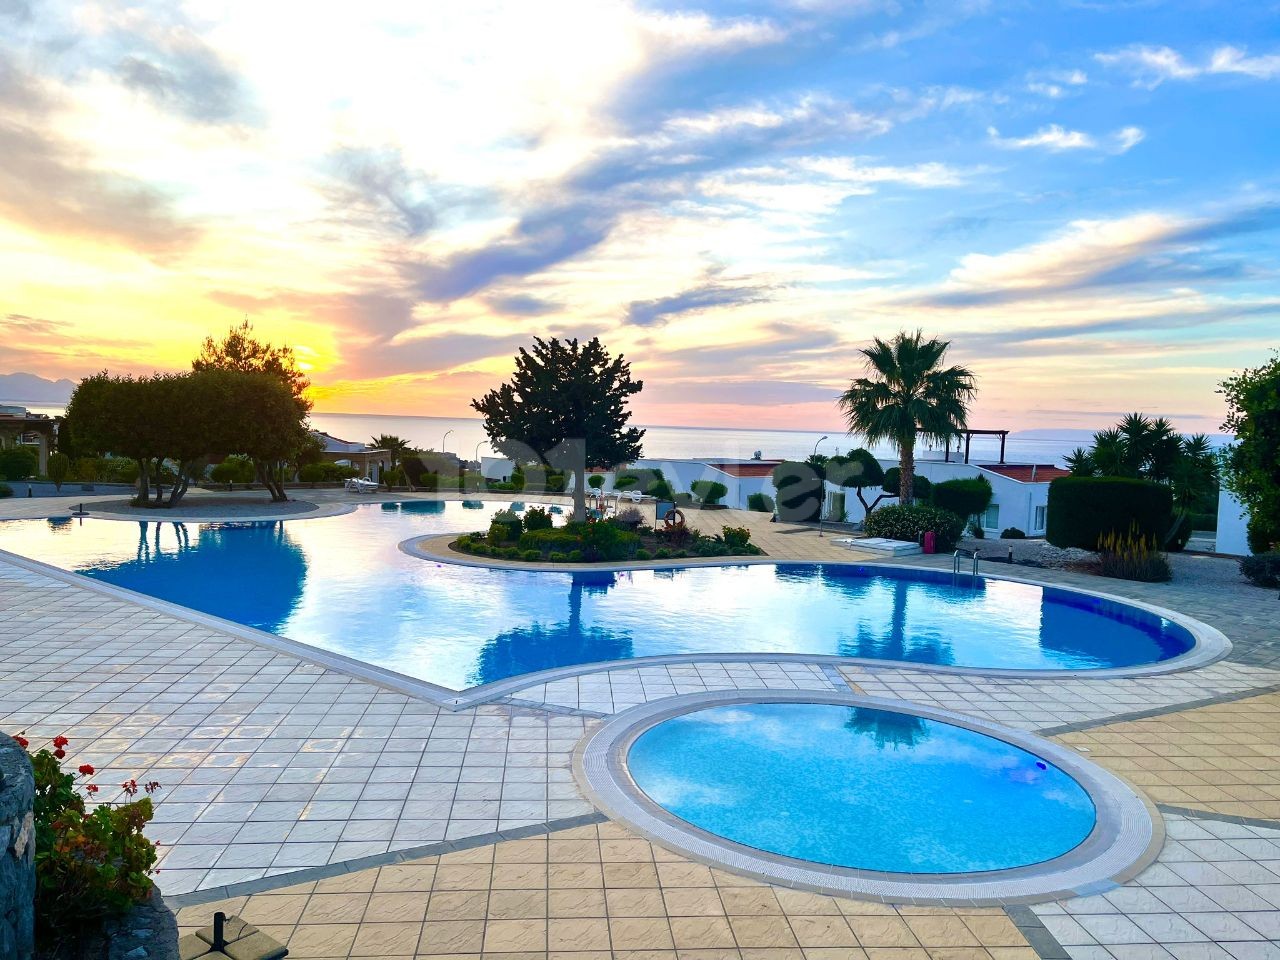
[3, 490, 1279, 959]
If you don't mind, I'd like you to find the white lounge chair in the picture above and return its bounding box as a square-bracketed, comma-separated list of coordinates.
[345, 477, 379, 493]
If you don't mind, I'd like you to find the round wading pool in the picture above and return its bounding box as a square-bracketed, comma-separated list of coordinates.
[626, 701, 1095, 874]
[576, 692, 1161, 904]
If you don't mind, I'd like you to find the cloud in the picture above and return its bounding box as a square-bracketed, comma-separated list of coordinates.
[1096, 43, 1280, 88]
[326, 147, 442, 238]
[1026, 70, 1088, 99]
[914, 203, 1280, 306]
[485, 293, 562, 317]
[626, 271, 773, 326]
[116, 26, 252, 125]
[0, 120, 196, 253]
[987, 124, 1144, 154]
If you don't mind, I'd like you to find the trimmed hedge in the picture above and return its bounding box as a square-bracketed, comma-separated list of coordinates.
[1045, 476, 1173, 550]
[1241, 552, 1280, 588]
[747, 492, 774, 513]
[863, 504, 965, 551]
[772, 460, 823, 522]
[933, 476, 993, 519]
[690, 480, 728, 505]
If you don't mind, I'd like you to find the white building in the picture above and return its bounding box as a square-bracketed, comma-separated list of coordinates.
[1215, 487, 1251, 556]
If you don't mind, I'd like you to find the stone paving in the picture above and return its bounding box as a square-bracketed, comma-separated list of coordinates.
[3, 489, 1280, 959]
[174, 819, 1041, 960]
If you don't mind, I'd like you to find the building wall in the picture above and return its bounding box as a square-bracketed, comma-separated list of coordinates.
[1216, 487, 1252, 556]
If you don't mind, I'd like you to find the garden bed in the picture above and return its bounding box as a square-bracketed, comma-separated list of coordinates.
[450, 507, 765, 564]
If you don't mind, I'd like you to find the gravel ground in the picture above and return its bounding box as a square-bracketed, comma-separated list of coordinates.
[86, 497, 319, 518]
[956, 535, 1254, 587]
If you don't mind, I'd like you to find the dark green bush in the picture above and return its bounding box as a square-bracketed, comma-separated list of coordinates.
[295, 461, 356, 483]
[547, 474, 567, 493]
[933, 476, 993, 519]
[1046, 476, 1173, 550]
[499, 546, 520, 560]
[1240, 552, 1280, 587]
[654, 547, 671, 559]
[635, 549, 651, 561]
[690, 480, 728, 505]
[674, 491, 693, 505]
[489, 509, 523, 544]
[864, 504, 965, 551]
[588, 474, 605, 490]
[0, 481, 11, 497]
[614, 468, 667, 497]
[882, 468, 932, 503]
[722, 526, 754, 552]
[1001, 527, 1026, 539]
[521, 549, 541, 562]
[772, 460, 822, 522]
[211, 455, 256, 484]
[567, 549, 584, 562]
[548, 551, 569, 563]
[517, 528, 581, 552]
[579, 521, 640, 561]
[1247, 501, 1280, 554]
[747, 492, 774, 513]
[0, 445, 38, 480]
[522, 506, 553, 532]
[470, 542, 491, 556]
[1165, 513, 1193, 552]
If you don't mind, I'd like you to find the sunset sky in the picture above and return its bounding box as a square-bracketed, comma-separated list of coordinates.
[0, 0, 1276, 432]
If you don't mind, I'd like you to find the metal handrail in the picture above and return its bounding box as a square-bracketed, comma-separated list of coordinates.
[952, 548, 979, 577]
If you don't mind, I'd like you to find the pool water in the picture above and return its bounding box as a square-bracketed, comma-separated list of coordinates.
[0, 501, 1195, 691]
[626, 702, 1097, 873]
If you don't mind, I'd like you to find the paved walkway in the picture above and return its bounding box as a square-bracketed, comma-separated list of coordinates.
[2, 488, 1279, 959]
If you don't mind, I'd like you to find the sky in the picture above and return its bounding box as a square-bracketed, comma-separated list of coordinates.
[0, 0, 1277, 433]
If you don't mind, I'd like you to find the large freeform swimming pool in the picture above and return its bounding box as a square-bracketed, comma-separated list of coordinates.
[0, 501, 1200, 692]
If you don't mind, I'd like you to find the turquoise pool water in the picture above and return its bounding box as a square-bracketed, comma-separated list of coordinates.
[627, 702, 1097, 873]
[0, 501, 1195, 690]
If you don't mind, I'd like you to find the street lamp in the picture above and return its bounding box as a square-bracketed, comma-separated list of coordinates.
[474, 439, 486, 466]
[442, 429, 453, 454]
[813, 435, 829, 537]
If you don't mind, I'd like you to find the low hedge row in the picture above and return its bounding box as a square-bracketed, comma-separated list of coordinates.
[1046, 477, 1173, 550]
[863, 504, 965, 551]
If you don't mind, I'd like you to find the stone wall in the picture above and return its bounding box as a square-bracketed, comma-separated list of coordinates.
[0, 736, 35, 960]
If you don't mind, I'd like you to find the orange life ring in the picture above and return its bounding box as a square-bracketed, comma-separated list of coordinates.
[663, 508, 686, 528]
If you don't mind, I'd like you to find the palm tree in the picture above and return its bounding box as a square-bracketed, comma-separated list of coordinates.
[837, 331, 976, 504]
[369, 434, 411, 466]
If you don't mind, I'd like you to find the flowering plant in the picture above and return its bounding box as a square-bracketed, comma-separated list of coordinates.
[11, 732, 162, 933]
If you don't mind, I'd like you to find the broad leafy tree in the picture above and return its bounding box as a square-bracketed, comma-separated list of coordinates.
[472, 337, 644, 520]
[370, 434, 411, 466]
[837, 332, 975, 504]
[193, 321, 312, 501]
[825, 448, 890, 515]
[1220, 353, 1280, 552]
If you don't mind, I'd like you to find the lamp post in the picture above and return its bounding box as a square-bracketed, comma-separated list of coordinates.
[442, 429, 453, 454]
[813, 435, 829, 537]
[474, 439, 486, 467]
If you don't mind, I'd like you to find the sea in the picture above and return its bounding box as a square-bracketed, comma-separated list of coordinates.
[7, 402, 1114, 466]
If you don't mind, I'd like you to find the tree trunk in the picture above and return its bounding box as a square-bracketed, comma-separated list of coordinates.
[256, 460, 288, 502]
[135, 458, 150, 507]
[152, 458, 165, 506]
[573, 464, 587, 522]
[167, 464, 191, 507]
[899, 439, 915, 505]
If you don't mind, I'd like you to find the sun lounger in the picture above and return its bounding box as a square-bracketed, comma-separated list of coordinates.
[345, 477, 379, 493]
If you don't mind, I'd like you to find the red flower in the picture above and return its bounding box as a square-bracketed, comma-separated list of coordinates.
[122, 779, 138, 797]
[53, 735, 69, 749]
[12, 735, 28, 749]
[85, 784, 99, 794]
[78, 764, 95, 775]
[145, 781, 162, 794]
[53, 748, 66, 760]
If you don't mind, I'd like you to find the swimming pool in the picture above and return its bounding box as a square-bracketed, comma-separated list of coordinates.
[626, 701, 1095, 873]
[0, 500, 1206, 693]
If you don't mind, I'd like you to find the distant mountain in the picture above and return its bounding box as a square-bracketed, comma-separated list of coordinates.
[0, 372, 77, 405]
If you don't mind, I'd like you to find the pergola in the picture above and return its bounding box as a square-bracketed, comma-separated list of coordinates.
[943, 428, 1009, 464]
[0, 408, 56, 475]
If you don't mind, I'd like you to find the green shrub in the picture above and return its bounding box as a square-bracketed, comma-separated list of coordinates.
[521, 549, 541, 562]
[635, 549, 651, 561]
[489, 509, 522, 544]
[1165, 513, 1193, 552]
[522, 506, 553, 532]
[864, 504, 966, 551]
[882, 468, 932, 503]
[1046, 476, 1173, 550]
[1240, 552, 1280, 588]
[579, 521, 640, 561]
[102, 457, 139, 484]
[547, 474, 567, 493]
[470, 542, 491, 556]
[588, 474, 605, 490]
[772, 460, 822, 522]
[649, 479, 674, 501]
[722, 526, 753, 552]
[747, 492, 774, 513]
[1247, 502, 1280, 554]
[0, 482, 11, 498]
[567, 549, 584, 562]
[499, 546, 520, 560]
[674, 491, 693, 505]
[0, 445, 38, 480]
[549, 551, 569, 563]
[933, 476, 993, 519]
[518, 528, 581, 553]
[47, 451, 70, 490]
[654, 547, 671, 559]
[691, 480, 728, 505]
[615, 468, 667, 497]
[1096, 525, 1172, 582]
[211, 455, 256, 484]
[968, 519, 984, 539]
[1001, 527, 1026, 539]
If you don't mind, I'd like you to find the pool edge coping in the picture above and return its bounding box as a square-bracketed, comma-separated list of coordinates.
[572, 690, 1166, 907]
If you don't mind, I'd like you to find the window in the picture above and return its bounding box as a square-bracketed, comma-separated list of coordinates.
[982, 504, 999, 529]
[1034, 505, 1046, 531]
